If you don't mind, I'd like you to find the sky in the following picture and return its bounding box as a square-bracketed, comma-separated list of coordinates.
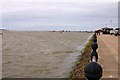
[0, 0, 119, 31]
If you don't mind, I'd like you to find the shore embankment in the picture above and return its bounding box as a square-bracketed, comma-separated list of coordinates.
[69, 35, 93, 79]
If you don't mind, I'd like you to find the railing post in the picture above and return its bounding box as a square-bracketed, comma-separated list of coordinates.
[84, 32, 103, 80]
[84, 62, 103, 80]
[93, 38, 97, 42]
[91, 51, 98, 62]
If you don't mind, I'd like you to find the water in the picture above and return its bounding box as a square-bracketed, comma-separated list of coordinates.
[2, 31, 92, 78]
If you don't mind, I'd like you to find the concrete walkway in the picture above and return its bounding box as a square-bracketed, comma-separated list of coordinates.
[97, 34, 118, 78]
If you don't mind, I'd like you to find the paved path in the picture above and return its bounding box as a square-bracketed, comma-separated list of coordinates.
[97, 35, 118, 78]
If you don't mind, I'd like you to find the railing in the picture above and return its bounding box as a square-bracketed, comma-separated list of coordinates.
[84, 33, 103, 80]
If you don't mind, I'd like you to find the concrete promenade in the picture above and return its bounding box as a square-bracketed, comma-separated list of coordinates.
[97, 34, 118, 78]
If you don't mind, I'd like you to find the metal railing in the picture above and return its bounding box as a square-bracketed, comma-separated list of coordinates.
[84, 33, 103, 80]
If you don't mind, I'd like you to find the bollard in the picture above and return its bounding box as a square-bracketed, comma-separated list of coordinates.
[84, 62, 103, 80]
[84, 31, 103, 80]
[93, 35, 97, 38]
[91, 42, 98, 51]
[93, 33, 97, 38]
[91, 51, 98, 62]
[93, 38, 97, 42]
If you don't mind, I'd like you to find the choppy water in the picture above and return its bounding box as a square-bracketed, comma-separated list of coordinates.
[2, 31, 92, 78]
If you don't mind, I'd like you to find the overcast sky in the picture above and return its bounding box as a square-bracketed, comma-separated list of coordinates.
[0, 0, 118, 31]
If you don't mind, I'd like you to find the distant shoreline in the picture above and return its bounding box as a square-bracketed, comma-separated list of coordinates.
[0, 29, 94, 32]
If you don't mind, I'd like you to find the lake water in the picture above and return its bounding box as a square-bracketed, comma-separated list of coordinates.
[2, 31, 92, 78]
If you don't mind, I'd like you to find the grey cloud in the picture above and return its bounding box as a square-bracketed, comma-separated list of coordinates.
[2, 2, 118, 31]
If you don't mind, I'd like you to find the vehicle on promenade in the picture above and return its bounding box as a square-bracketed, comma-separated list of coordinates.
[102, 27, 113, 34]
[110, 29, 115, 35]
[114, 28, 120, 36]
